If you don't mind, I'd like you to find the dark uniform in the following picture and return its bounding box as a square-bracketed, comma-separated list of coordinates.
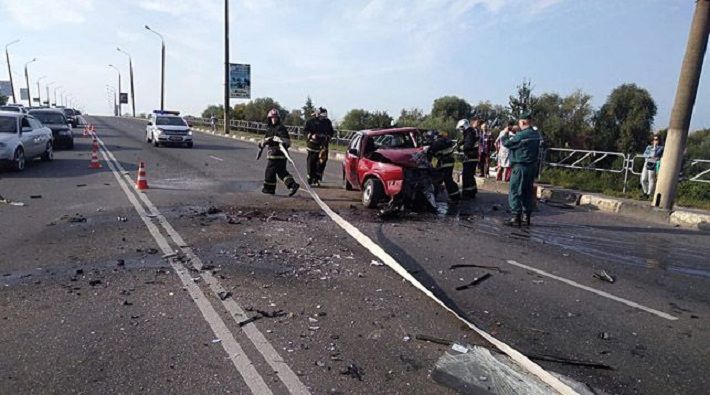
[502, 124, 541, 225]
[316, 117, 335, 182]
[460, 126, 480, 199]
[261, 120, 300, 195]
[427, 136, 460, 201]
[304, 116, 322, 185]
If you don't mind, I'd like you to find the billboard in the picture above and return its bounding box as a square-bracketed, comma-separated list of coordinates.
[229, 63, 251, 99]
[0, 81, 11, 97]
[120, 93, 128, 104]
[20, 88, 29, 100]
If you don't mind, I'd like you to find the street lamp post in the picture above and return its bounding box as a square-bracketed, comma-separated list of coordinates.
[5, 39, 19, 104]
[46, 82, 55, 106]
[24, 58, 37, 107]
[36, 76, 46, 106]
[106, 85, 116, 116]
[117, 47, 136, 117]
[108, 64, 122, 116]
[145, 25, 165, 111]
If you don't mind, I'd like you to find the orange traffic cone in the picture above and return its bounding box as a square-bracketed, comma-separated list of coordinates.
[83, 125, 90, 137]
[135, 162, 149, 190]
[88, 136, 102, 169]
[90, 124, 96, 135]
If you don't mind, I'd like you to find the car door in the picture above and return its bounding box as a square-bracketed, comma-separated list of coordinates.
[19, 116, 39, 156]
[345, 134, 362, 188]
[28, 117, 48, 155]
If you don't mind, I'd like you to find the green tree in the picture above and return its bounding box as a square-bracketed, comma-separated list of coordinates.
[285, 109, 304, 126]
[396, 108, 426, 127]
[534, 90, 594, 149]
[243, 97, 287, 122]
[232, 103, 246, 120]
[686, 129, 710, 159]
[594, 84, 657, 153]
[302, 96, 316, 120]
[341, 109, 392, 130]
[0, 94, 7, 106]
[431, 96, 471, 121]
[509, 79, 538, 119]
[202, 104, 224, 119]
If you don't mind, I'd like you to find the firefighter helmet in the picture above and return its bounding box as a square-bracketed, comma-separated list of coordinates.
[267, 108, 280, 119]
[456, 119, 470, 130]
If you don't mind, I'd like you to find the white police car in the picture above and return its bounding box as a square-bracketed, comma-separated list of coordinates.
[145, 110, 193, 148]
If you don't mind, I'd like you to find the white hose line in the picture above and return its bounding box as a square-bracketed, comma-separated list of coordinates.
[278, 145, 577, 395]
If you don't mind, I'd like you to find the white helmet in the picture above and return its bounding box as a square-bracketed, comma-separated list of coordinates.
[456, 119, 470, 130]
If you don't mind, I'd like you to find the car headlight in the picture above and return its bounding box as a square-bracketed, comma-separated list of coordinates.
[187, 130, 193, 136]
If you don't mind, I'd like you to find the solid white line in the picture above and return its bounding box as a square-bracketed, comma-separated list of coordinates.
[97, 137, 310, 395]
[506, 260, 678, 321]
[277, 145, 578, 395]
[97, 140, 274, 395]
[209, 155, 224, 162]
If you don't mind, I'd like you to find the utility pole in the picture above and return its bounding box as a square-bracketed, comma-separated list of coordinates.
[36, 76, 46, 106]
[145, 26, 165, 111]
[46, 82, 54, 106]
[5, 40, 19, 104]
[109, 64, 122, 116]
[654, 0, 710, 209]
[118, 48, 136, 117]
[24, 58, 37, 107]
[224, 0, 231, 135]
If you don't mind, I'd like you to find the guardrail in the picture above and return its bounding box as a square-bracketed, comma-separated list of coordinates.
[188, 117, 356, 147]
[542, 148, 708, 192]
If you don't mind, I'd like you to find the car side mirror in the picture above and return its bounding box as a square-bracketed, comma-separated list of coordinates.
[348, 148, 358, 156]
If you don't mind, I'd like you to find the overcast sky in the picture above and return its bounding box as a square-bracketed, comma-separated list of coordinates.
[1, 0, 708, 130]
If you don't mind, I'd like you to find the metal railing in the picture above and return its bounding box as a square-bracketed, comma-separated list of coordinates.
[188, 117, 356, 147]
[542, 148, 709, 192]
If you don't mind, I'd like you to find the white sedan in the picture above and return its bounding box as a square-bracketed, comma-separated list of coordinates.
[0, 111, 54, 171]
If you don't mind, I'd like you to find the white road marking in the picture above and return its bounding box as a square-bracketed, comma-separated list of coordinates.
[209, 155, 224, 162]
[96, 137, 309, 395]
[506, 259, 678, 321]
[277, 145, 578, 395]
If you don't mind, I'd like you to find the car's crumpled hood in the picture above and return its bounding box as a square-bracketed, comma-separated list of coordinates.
[372, 148, 427, 168]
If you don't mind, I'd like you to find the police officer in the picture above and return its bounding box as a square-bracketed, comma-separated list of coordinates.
[502, 112, 541, 226]
[260, 109, 300, 196]
[457, 116, 481, 199]
[304, 108, 322, 186]
[425, 130, 460, 201]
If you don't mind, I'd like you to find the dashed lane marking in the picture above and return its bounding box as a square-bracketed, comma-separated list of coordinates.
[209, 155, 224, 162]
[96, 136, 309, 395]
[506, 260, 678, 321]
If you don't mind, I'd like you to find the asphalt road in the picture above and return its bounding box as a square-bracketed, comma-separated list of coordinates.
[1, 116, 708, 394]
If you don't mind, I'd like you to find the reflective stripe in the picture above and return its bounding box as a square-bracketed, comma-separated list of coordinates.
[463, 159, 478, 163]
[463, 187, 477, 191]
[449, 190, 461, 196]
[267, 156, 286, 160]
[438, 163, 455, 168]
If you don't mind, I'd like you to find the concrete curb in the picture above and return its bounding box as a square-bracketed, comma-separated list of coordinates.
[194, 127, 708, 230]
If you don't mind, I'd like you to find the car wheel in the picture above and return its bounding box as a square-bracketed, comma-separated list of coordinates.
[362, 178, 384, 208]
[12, 147, 25, 171]
[41, 142, 54, 162]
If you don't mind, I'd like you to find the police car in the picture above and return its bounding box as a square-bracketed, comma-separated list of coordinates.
[145, 110, 194, 148]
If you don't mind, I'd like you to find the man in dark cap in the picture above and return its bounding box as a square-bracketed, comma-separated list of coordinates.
[502, 111, 541, 226]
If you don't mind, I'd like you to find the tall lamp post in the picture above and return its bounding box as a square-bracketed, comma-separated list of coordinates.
[24, 58, 37, 107]
[108, 64, 122, 116]
[145, 25, 165, 111]
[117, 47, 136, 117]
[5, 39, 19, 104]
[224, 0, 230, 135]
[46, 81, 55, 106]
[54, 85, 61, 107]
[106, 85, 117, 116]
[36, 75, 46, 106]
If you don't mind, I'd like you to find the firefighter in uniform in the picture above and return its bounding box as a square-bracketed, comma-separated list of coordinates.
[425, 130, 460, 201]
[316, 108, 335, 184]
[457, 116, 481, 199]
[260, 109, 300, 196]
[304, 108, 322, 186]
[502, 111, 541, 226]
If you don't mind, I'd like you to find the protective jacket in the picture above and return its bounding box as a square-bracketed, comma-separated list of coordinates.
[263, 122, 291, 159]
[427, 137, 457, 168]
[461, 127, 480, 163]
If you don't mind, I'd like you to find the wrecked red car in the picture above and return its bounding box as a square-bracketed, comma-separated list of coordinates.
[343, 128, 437, 212]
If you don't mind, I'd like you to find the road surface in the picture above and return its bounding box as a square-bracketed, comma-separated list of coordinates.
[1, 116, 708, 394]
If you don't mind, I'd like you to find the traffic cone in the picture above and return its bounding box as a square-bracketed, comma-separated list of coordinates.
[135, 162, 149, 190]
[83, 125, 90, 137]
[90, 124, 96, 135]
[88, 136, 102, 169]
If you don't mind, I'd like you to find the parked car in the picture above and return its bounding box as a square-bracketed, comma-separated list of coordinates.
[0, 111, 54, 171]
[28, 109, 74, 149]
[0, 104, 28, 114]
[62, 108, 79, 127]
[343, 127, 436, 211]
[145, 110, 194, 148]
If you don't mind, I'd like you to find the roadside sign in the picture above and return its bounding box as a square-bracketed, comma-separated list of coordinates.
[119, 93, 128, 104]
[20, 88, 29, 100]
[0, 81, 11, 97]
[229, 63, 251, 99]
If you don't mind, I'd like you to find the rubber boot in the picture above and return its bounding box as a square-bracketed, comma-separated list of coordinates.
[522, 212, 531, 226]
[288, 183, 300, 197]
[505, 214, 522, 227]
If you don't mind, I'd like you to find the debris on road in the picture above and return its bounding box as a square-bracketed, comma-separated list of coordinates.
[451, 343, 469, 354]
[340, 363, 364, 381]
[598, 332, 611, 340]
[449, 264, 507, 273]
[30, 195, 42, 199]
[370, 260, 384, 267]
[144, 248, 159, 255]
[117, 216, 128, 222]
[61, 214, 86, 223]
[89, 279, 102, 286]
[455, 273, 492, 290]
[527, 353, 614, 370]
[211, 339, 222, 344]
[415, 334, 453, 346]
[162, 252, 178, 260]
[218, 291, 232, 301]
[593, 270, 615, 284]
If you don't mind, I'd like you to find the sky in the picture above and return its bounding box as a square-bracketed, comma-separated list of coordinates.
[1, 0, 708, 130]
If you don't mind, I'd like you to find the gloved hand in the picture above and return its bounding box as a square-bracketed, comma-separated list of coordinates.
[272, 136, 283, 144]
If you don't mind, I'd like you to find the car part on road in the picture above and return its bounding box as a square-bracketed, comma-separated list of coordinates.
[593, 270, 615, 284]
[455, 273, 492, 290]
[450, 264, 508, 273]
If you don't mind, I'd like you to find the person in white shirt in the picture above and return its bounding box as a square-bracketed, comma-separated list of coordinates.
[495, 121, 516, 181]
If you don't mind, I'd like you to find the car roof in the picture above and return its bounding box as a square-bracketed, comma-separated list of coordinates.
[358, 127, 420, 136]
[0, 110, 24, 118]
[29, 109, 65, 114]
